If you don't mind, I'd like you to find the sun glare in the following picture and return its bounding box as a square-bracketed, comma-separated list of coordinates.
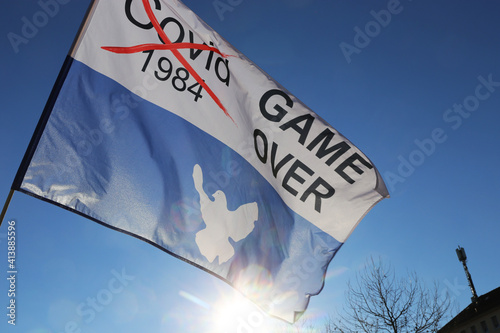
[211, 294, 274, 333]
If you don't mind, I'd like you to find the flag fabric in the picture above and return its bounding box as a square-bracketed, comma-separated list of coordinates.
[13, 0, 388, 322]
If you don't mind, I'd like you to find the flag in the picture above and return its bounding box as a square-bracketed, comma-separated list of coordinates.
[12, 0, 388, 322]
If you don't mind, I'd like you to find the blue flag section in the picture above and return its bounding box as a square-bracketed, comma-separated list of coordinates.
[11, 0, 388, 322]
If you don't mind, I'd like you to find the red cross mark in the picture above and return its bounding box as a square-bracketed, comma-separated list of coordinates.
[102, 0, 234, 123]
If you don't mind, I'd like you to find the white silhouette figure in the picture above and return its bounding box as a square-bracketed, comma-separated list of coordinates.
[193, 164, 259, 264]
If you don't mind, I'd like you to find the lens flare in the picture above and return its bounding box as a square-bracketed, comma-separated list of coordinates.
[211, 293, 274, 333]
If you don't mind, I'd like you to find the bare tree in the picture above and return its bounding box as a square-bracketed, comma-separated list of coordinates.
[329, 258, 452, 333]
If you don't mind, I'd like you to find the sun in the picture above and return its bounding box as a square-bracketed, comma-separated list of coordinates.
[210, 294, 275, 333]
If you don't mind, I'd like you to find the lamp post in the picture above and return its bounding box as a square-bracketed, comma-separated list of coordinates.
[456, 246, 478, 303]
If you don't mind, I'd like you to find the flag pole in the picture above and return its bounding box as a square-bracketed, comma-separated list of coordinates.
[0, 189, 14, 228]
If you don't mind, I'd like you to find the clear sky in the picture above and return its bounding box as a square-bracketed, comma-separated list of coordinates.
[1, 0, 500, 332]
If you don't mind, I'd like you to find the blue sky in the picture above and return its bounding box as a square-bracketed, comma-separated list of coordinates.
[1, 0, 500, 332]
